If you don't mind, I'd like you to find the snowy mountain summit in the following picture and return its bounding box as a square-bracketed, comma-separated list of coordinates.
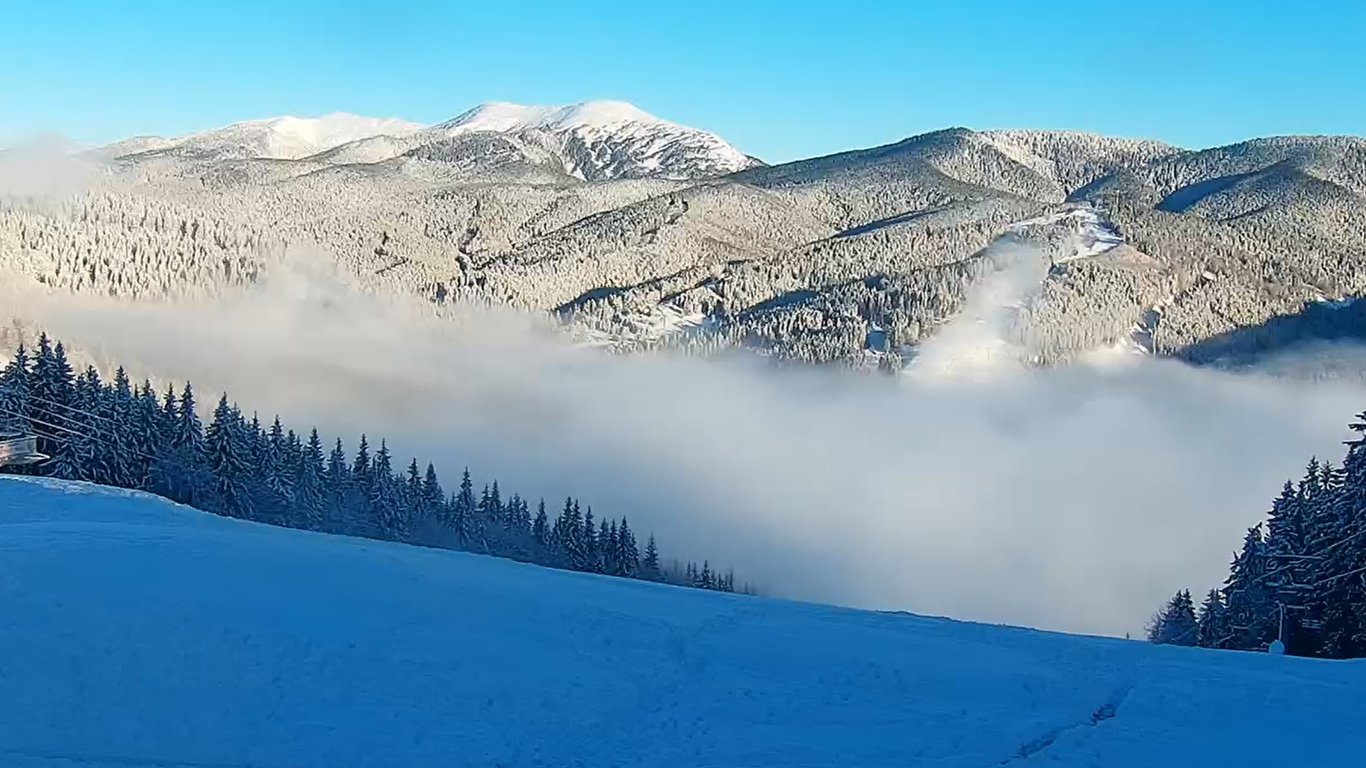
[101, 100, 759, 181]
[430, 100, 759, 180]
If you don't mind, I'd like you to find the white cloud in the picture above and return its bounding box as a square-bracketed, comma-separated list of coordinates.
[6, 248, 1363, 637]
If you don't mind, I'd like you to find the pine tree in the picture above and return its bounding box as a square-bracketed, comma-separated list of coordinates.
[1319, 413, 1366, 657]
[204, 395, 252, 518]
[1224, 526, 1275, 650]
[1196, 589, 1229, 648]
[324, 437, 350, 532]
[261, 416, 295, 525]
[642, 535, 661, 580]
[415, 461, 445, 542]
[46, 367, 99, 481]
[165, 382, 211, 507]
[617, 518, 640, 577]
[294, 428, 327, 530]
[583, 507, 599, 572]
[532, 499, 550, 550]
[1148, 590, 1198, 646]
[0, 345, 32, 437]
[600, 518, 615, 575]
[371, 439, 407, 542]
[101, 366, 136, 488]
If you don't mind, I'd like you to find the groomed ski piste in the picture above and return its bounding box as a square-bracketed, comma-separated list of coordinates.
[2, 476, 1364, 767]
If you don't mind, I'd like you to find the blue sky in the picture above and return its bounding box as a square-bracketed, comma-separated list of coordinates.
[4, 0, 1362, 162]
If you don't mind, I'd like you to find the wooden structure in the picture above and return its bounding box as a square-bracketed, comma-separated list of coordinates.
[0, 433, 47, 467]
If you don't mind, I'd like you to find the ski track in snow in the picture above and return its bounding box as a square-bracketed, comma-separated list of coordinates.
[2, 477, 1365, 767]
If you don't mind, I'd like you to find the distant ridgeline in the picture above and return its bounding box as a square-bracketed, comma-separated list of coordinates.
[1149, 417, 1366, 658]
[0, 334, 745, 594]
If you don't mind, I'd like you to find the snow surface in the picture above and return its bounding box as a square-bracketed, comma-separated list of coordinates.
[3, 476, 1364, 767]
[1008, 206, 1124, 261]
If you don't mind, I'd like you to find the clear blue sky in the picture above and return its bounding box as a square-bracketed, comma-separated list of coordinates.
[4, 0, 1362, 162]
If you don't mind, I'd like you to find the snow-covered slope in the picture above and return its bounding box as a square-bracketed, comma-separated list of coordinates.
[2, 476, 1363, 767]
[105, 113, 425, 160]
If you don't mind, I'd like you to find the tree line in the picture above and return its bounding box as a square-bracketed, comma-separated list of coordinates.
[0, 334, 744, 594]
[1148, 414, 1366, 658]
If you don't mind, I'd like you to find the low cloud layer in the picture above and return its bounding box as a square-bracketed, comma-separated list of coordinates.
[0, 135, 100, 201]
[5, 250, 1364, 637]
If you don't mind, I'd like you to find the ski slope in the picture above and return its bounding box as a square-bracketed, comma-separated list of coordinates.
[2, 477, 1363, 767]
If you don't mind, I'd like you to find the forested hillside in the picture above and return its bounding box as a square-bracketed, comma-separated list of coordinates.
[4, 111, 1363, 371]
[0, 335, 743, 592]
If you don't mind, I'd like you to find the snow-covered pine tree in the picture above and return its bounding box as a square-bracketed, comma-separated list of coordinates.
[617, 518, 640, 577]
[371, 439, 408, 542]
[532, 499, 550, 552]
[1195, 589, 1229, 648]
[145, 383, 180, 499]
[1318, 413, 1366, 658]
[582, 507, 598, 572]
[324, 437, 350, 533]
[167, 382, 211, 507]
[205, 395, 253, 518]
[101, 366, 136, 489]
[422, 463, 444, 518]
[261, 416, 295, 526]
[600, 518, 615, 575]
[44, 366, 97, 482]
[642, 535, 661, 580]
[294, 428, 327, 531]
[29, 335, 74, 460]
[1264, 478, 1314, 653]
[1147, 590, 1198, 646]
[347, 434, 376, 537]
[0, 345, 32, 438]
[127, 381, 160, 489]
[452, 468, 476, 548]
[559, 498, 586, 569]
[1223, 526, 1275, 650]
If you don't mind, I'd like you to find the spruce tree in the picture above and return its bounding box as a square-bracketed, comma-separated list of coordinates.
[324, 437, 350, 533]
[583, 507, 599, 572]
[642, 535, 661, 580]
[1196, 589, 1228, 649]
[371, 439, 407, 542]
[205, 395, 253, 518]
[617, 518, 640, 577]
[1148, 590, 1198, 646]
[1224, 526, 1274, 650]
[532, 499, 550, 550]
[294, 428, 327, 530]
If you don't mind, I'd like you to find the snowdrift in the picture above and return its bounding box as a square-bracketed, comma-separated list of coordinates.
[1, 476, 1363, 767]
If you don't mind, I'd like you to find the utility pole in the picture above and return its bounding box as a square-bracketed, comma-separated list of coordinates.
[1268, 602, 1287, 655]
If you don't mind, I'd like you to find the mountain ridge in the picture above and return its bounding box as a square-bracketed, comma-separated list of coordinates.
[96, 100, 760, 181]
[10, 114, 1366, 371]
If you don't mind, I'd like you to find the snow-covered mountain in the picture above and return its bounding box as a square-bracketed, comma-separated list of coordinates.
[3, 475, 1362, 767]
[427, 100, 759, 180]
[101, 113, 425, 161]
[100, 101, 759, 181]
[49, 119, 1366, 367]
